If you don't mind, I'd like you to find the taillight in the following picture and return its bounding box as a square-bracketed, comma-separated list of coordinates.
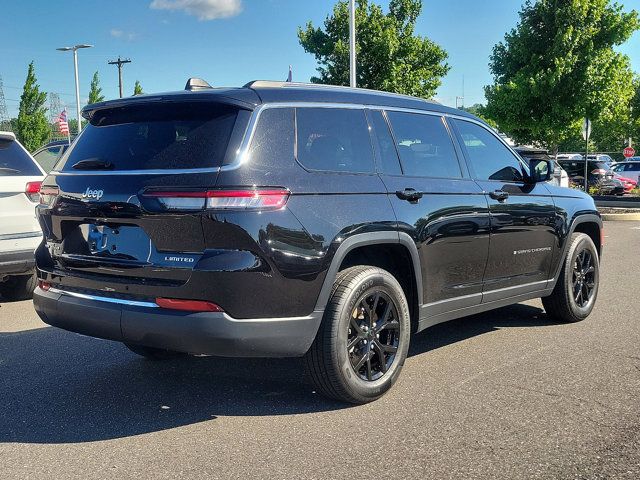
[39, 186, 59, 206]
[155, 298, 224, 312]
[25, 181, 42, 203]
[143, 188, 290, 211]
[591, 168, 607, 175]
[38, 280, 51, 291]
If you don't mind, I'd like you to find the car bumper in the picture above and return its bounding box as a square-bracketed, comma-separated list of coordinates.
[0, 249, 35, 276]
[33, 287, 323, 358]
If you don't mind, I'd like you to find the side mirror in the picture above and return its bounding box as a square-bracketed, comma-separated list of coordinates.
[528, 159, 552, 183]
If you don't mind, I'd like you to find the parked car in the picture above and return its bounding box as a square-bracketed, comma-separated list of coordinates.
[613, 174, 637, 193]
[557, 158, 623, 195]
[32, 139, 72, 173]
[0, 132, 44, 300]
[514, 147, 569, 188]
[611, 160, 640, 185]
[33, 80, 603, 403]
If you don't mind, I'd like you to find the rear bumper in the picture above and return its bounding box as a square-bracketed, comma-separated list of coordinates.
[33, 287, 323, 358]
[0, 249, 35, 276]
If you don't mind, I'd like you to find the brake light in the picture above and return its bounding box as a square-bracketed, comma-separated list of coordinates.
[155, 298, 224, 312]
[144, 188, 290, 211]
[38, 280, 51, 291]
[39, 186, 59, 206]
[25, 181, 42, 203]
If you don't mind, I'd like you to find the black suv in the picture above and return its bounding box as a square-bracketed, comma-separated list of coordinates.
[33, 80, 602, 403]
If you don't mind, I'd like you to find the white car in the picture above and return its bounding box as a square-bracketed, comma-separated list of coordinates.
[0, 132, 44, 300]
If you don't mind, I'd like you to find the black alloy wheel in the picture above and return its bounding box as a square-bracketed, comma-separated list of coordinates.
[347, 292, 400, 381]
[572, 249, 596, 308]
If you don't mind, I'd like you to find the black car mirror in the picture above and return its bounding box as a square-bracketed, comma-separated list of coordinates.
[528, 159, 552, 183]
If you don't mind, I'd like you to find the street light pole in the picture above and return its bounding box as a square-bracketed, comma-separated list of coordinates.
[73, 49, 81, 134]
[57, 44, 93, 134]
[349, 0, 356, 88]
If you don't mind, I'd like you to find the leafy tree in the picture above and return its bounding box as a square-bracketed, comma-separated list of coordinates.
[133, 80, 143, 95]
[15, 62, 49, 152]
[484, 0, 639, 153]
[461, 103, 498, 129]
[298, 0, 449, 99]
[631, 76, 640, 148]
[88, 71, 105, 104]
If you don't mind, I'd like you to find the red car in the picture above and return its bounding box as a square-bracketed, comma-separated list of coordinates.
[614, 174, 638, 193]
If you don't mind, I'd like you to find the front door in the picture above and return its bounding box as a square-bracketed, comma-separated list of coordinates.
[451, 119, 557, 302]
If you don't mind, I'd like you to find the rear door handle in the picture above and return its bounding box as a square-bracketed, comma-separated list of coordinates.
[396, 188, 423, 203]
[489, 190, 509, 202]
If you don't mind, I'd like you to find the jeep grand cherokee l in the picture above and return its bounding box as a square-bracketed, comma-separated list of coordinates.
[33, 80, 602, 404]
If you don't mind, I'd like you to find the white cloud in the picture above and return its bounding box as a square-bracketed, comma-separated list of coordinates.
[149, 0, 243, 21]
[110, 28, 139, 41]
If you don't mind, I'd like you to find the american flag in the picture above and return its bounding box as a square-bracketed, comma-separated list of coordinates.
[56, 109, 69, 135]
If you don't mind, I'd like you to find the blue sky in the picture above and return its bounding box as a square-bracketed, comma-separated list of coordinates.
[1, 0, 639, 118]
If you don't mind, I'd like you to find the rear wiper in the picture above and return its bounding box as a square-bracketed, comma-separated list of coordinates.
[0, 167, 21, 175]
[71, 158, 114, 170]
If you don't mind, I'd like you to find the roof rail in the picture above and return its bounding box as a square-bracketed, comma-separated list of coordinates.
[185, 78, 213, 91]
[242, 80, 440, 104]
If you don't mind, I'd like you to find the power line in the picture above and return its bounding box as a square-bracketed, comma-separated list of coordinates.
[108, 57, 131, 98]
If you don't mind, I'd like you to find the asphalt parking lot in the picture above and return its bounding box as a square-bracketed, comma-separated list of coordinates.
[1, 222, 639, 480]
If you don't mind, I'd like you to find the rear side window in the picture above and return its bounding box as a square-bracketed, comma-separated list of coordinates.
[0, 139, 41, 176]
[369, 110, 402, 175]
[58, 102, 243, 171]
[453, 119, 524, 182]
[386, 112, 461, 178]
[296, 108, 374, 173]
[33, 146, 62, 173]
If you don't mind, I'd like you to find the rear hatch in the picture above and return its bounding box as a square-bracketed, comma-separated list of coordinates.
[0, 136, 44, 251]
[37, 99, 252, 293]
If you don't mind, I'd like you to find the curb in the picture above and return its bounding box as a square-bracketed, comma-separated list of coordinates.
[600, 213, 640, 222]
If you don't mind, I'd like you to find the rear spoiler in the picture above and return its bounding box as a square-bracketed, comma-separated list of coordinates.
[0, 131, 16, 141]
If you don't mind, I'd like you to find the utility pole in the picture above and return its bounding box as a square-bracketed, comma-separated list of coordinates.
[108, 56, 131, 98]
[349, 0, 356, 88]
[0, 75, 11, 131]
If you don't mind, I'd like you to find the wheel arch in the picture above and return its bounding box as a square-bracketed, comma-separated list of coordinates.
[548, 213, 602, 289]
[313, 232, 423, 315]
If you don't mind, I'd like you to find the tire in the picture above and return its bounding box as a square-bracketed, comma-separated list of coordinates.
[0, 273, 37, 301]
[542, 233, 599, 323]
[123, 343, 185, 360]
[304, 266, 411, 404]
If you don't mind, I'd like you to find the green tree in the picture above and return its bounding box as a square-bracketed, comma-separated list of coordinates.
[15, 62, 49, 152]
[88, 71, 105, 104]
[461, 103, 498, 129]
[298, 0, 449, 99]
[133, 80, 143, 95]
[484, 0, 639, 153]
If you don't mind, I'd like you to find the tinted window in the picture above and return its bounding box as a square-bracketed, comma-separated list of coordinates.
[0, 139, 41, 176]
[248, 108, 294, 168]
[454, 120, 523, 182]
[296, 108, 374, 173]
[387, 112, 460, 178]
[33, 146, 62, 173]
[369, 110, 401, 175]
[58, 102, 241, 171]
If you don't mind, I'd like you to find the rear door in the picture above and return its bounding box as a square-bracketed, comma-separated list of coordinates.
[372, 109, 490, 325]
[0, 137, 44, 251]
[37, 100, 250, 292]
[451, 119, 557, 300]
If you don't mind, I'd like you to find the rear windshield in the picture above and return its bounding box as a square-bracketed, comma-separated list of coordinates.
[57, 102, 243, 171]
[0, 139, 41, 176]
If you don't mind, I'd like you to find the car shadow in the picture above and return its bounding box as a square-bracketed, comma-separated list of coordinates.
[0, 303, 553, 444]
